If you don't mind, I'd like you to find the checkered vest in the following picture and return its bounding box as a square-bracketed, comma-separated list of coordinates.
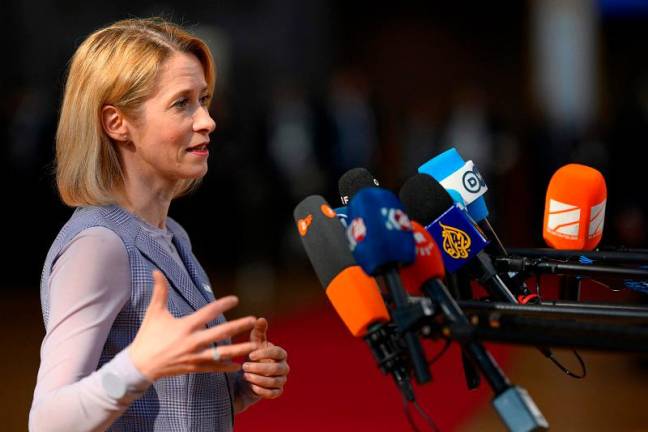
[41, 205, 235, 431]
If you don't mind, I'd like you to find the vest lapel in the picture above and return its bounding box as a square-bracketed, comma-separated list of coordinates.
[171, 236, 215, 303]
[134, 226, 209, 312]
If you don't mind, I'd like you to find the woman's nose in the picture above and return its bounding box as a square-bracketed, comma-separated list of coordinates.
[194, 106, 216, 134]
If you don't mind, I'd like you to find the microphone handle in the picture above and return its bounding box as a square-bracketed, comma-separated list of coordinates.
[422, 279, 510, 394]
[422, 280, 549, 430]
[473, 252, 518, 303]
[382, 269, 432, 385]
[450, 270, 482, 389]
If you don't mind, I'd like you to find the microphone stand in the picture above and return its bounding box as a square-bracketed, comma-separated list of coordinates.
[380, 270, 432, 389]
[495, 256, 648, 279]
[421, 279, 549, 432]
[446, 271, 482, 390]
[507, 248, 648, 265]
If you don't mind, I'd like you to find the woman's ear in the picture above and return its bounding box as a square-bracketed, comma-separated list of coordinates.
[101, 105, 130, 142]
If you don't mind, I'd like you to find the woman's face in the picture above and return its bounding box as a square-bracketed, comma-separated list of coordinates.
[124, 51, 215, 186]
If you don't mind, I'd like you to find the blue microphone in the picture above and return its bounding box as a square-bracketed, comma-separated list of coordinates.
[419, 147, 509, 259]
[347, 187, 431, 385]
[347, 188, 415, 275]
[418, 147, 489, 222]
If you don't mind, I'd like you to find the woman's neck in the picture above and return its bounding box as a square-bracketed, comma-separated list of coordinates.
[117, 176, 176, 229]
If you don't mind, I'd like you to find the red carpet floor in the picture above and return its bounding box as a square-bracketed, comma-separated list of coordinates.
[235, 303, 511, 431]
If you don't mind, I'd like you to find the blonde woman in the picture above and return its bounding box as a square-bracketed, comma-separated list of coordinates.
[30, 18, 289, 431]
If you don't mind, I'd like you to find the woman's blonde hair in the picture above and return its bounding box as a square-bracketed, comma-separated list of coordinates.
[56, 17, 215, 206]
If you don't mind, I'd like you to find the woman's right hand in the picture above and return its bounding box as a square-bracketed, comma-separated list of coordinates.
[128, 270, 258, 381]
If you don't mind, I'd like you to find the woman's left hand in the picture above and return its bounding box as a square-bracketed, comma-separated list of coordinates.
[242, 318, 289, 399]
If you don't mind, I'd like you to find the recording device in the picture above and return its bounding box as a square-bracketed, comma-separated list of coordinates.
[398, 222, 548, 431]
[418, 147, 507, 255]
[335, 167, 381, 226]
[399, 174, 517, 303]
[338, 167, 380, 205]
[543, 163, 607, 251]
[293, 195, 414, 398]
[346, 187, 432, 386]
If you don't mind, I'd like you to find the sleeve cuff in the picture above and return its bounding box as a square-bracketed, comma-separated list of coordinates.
[100, 349, 153, 405]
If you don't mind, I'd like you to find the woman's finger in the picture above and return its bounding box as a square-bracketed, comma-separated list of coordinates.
[249, 317, 268, 344]
[184, 360, 243, 374]
[184, 296, 240, 328]
[194, 316, 257, 347]
[249, 345, 287, 362]
[243, 372, 287, 389]
[195, 342, 259, 363]
[243, 361, 289, 377]
[250, 384, 283, 399]
[149, 270, 170, 312]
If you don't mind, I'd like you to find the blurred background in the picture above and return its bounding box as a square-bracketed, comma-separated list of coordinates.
[3, 0, 648, 430]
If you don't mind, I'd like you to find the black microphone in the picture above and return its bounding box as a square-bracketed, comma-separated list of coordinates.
[293, 195, 415, 399]
[399, 174, 518, 303]
[338, 167, 380, 206]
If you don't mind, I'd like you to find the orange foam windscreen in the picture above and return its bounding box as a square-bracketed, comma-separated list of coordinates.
[543, 163, 607, 250]
[325, 266, 390, 337]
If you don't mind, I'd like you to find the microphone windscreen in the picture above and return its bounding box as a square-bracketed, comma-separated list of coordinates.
[294, 195, 354, 288]
[543, 164, 607, 251]
[326, 266, 390, 337]
[338, 168, 380, 205]
[399, 174, 454, 225]
[400, 222, 446, 295]
[347, 187, 416, 275]
[418, 148, 490, 222]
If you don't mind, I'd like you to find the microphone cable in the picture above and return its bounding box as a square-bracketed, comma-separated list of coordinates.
[403, 391, 440, 432]
[523, 268, 589, 379]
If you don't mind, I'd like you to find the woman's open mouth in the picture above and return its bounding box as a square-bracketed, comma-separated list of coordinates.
[186, 143, 209, 156]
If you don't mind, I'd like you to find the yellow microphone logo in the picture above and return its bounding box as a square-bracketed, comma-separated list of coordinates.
[440, 223, 471, 259]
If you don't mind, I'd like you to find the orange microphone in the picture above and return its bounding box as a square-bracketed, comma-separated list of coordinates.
[543, 164, 607, 251]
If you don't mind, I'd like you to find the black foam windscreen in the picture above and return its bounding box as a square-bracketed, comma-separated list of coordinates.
[338, 168, 380, 206]
[399, 174, 454, 225]
[294, 195, 355, 288]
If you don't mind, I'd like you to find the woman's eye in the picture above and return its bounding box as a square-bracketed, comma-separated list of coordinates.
[174, 98, 189, 109]
[200, 95, 210, 106]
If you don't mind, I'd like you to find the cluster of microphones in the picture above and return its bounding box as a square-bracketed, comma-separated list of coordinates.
[294, 148, 648, 432]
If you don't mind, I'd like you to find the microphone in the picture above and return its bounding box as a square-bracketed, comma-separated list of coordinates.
[400, 221, 445, 296]
[543, 163, 607, 251]
[399, 174, 518, 303]
[418, 147, 508, 256]
[293, 195, 414, 398]
[338, 167, 380, 206]
[335, 167, 381, 226]
[400, 221, 483, 390]
[346, 187, 432, 386]
[294, 195, 389, 334]
[398, 222, 548, 430]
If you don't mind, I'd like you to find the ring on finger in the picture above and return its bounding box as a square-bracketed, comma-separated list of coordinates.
[211, 345, 221, 361]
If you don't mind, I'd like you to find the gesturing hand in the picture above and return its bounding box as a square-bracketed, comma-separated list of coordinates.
[242, 317, 289, 399]
[129, 270, 259, 381]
